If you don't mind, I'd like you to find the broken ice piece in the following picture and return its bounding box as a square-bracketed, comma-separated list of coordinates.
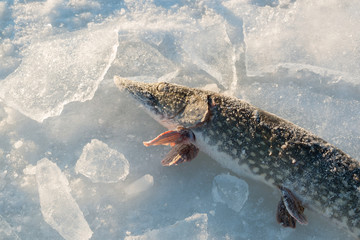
[124, 213, 208, 240]
[212, 174, 249, 212]
[36, 158, 93, 240]
[0, 24, 119, 122]
[75, 139, 130, 183]
[125, 174, 154, 197]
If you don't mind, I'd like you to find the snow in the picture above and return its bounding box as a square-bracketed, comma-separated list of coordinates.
[212, 174, 249, 212]
[36, 158, 93, 240]
[0, 0, 359, 239]
[75, 139, 130, 183]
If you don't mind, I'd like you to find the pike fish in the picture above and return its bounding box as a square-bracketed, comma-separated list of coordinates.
[114, 76, 360, 239]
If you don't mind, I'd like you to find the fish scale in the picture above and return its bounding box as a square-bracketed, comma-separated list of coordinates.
[114, 76, 360, 239]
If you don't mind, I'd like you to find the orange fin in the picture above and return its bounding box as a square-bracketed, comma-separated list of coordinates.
[161, 143, 199, 166]
[278, 186, 308, 226]
[143, 127, 195, 147]
[143, 130, 183, 147]
[276, 198, 296, 228]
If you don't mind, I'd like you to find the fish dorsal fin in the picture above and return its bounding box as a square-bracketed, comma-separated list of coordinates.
[278, 186, 308, 226]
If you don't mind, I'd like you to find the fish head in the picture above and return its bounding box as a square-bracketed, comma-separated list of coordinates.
[114, 76, 211, 129]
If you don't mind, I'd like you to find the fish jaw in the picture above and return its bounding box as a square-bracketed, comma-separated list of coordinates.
[114, 76, 212, 129]
[114, 76, 162, 116]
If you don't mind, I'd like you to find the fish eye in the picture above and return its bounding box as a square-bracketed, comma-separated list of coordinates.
[157, 82, 169, 92]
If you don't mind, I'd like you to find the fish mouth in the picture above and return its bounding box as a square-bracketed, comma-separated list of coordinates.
[114, 76, 151, 97]
[114, 76, 161, 113]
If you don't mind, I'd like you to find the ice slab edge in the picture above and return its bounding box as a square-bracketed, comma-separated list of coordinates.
[36, 158, 93, 240]
[125, 213, 208, 240]
[0, 23, 119, 122]
[75, 139, 130, 183]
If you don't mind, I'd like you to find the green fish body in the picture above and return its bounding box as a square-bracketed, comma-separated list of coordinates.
[114, 76, 360, 239]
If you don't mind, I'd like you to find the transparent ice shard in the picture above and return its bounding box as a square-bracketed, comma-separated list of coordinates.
[75, 139, 130, 183]
[182, 20, 235, 89]
[0, 23, 119, 122]
[36, 158, 93, 240]
[125, 213, 208, 240]
[109, 39, 176, 79]
[212, 174, 249, 212]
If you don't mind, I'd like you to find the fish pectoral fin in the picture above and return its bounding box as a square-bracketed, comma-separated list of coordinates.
[143, 130, 183, 147]
[278, 186, 308, 226]
[276, 198, 296, 228]
[143, 127, 198, 166]
[143, 127, 196, 147]
[161, 143, 199, 166]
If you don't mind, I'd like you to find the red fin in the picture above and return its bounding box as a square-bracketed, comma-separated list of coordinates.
[143, 130, 183, 147]
[143, 127, 195, 147]
[279, 186, 308, 225]
[161, 143, 199, 166]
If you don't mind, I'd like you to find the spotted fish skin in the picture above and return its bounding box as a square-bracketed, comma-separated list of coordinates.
[114, 76, 360, 239]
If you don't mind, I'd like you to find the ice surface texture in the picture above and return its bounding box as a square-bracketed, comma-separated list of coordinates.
[36, 158, 93, 240]
[125, 174, 154, 197]
[0, 23, 119, 122]
[125, 213, 208, 240]
[75, 139, 130, 183]
[0, 215, 20, 240]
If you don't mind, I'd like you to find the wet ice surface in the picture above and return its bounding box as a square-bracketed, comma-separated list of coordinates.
[0, 0, 359, 239]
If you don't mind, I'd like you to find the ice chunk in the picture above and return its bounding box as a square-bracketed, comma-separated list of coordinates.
[36, 158, 93, 240]
[182, 20, 235, 89]
[109, 39, 176, 79]
[212, 174, 249, 212]
[125, 213, 208, 240]
[75, 139, 130, 183]
[233, 0, 360, 76]
[0, 23, 119, 122]
[0, 215, 20, 240]
[125, 174, 154, 197]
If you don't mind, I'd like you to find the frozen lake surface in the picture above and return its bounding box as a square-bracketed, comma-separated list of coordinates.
[0, 0, 359, 239]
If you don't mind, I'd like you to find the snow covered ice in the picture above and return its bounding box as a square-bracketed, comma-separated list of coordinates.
[36, 158, 93, 240]
[75, 139, 130, 183]
[0, 0, 359, 239]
